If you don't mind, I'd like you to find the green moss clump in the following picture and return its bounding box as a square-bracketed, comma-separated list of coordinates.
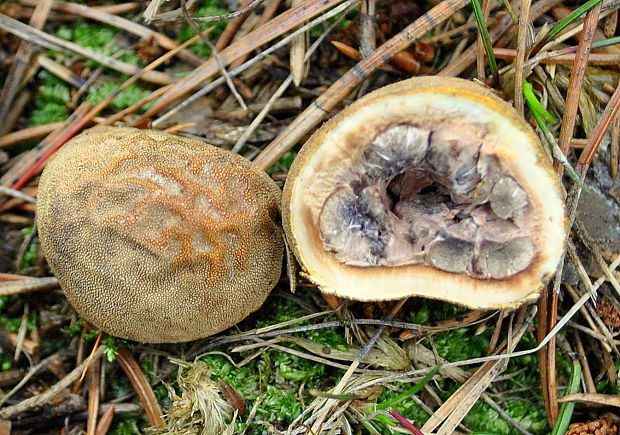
[108, 415, 141, 435]
[259, 385, 302, 425]
[86, 82, 151, 110]
[176, 0, 230, 58]
[375, 385, 430, 427]
[268, 151, 297, 175]
[434, 328, 489, 363]
[464, 400, 547, 435]
[30, 73, 70, 126]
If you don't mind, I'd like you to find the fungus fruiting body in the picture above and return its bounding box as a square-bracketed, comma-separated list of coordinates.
[283, 76, 566, 308]
[37, 126, 284, 343]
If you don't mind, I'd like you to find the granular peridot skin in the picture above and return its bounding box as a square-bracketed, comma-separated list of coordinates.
[37, 126, 284, 343]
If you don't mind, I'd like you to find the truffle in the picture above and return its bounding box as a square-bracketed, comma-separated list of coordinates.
[282, 76, 566, 308]
[37, 127, 284, 343]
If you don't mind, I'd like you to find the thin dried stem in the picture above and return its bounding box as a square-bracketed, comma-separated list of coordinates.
[0, 13, 172, 85]
[116, 348, 164, 430]
[87, 356, 102, 435]
[253, 0, 470, 170]
[0, 0, 52, 134]
[556, 3, 601, 168]
[20, 0, 204, 65]
[180, 0, 248, 111]
[0, 346, 104, 419]
[578, 77, 620, 168]
[514, 0, 532, 114]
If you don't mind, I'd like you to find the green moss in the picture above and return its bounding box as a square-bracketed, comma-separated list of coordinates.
[273, 349, 324, 383]
[108, 415, 141, 435]
[55, 20, 143, 68]
[30, 73, 70, 126]
[464, 400, 547, 435]
[201, 354, 261, 399]
[304, 327, 349, 351]
[176, 0, 230, 58]
[62, 319, 85, 336]
[0, 355, 12, 371]
[267, 151, 297, 175]
[30, 104, 68, 126]
[433, 328, 489, 363]
[258, 384, 302, 424]
[375, 385, 430, 427]
[19, 243, 38, 270]
[407, 300, 470, 325]
[86, 82, 151, 111]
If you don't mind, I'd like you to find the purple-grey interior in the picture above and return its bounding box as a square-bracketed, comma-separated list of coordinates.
[318, 124, 536, 280]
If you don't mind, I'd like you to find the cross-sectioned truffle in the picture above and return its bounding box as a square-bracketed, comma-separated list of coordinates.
[282, 76, 566, 308]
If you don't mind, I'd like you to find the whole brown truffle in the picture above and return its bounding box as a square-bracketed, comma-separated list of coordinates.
[283, 76, 566, 309]
[37, 127, 284, 343]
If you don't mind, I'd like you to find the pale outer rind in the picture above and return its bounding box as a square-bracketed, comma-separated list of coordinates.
[37, 126, 284, 343]
[282, 76, 566, 309]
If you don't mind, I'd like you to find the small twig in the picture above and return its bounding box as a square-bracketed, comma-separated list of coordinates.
[514, 0, 532, 114]
[215, 0, 254, 51]
[87, 356, 102, 435]
[0, 346, 104, 419]
[231, 8, 346, 153]
[556, 2, 601, 172]
[253, 0, 470, 170]
[577, 77, 620, 169]
[0, 13, 172, 85]
[151, 0, 356, 128]
[20, 0, 204, 66]
[180, 0, 247, 111]
[116, 348, 165, 430]
[0, 277, 59, 297]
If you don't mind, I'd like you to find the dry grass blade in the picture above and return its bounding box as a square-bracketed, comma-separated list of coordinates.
[138, 0, 346, 121]
[422, 308, 536, 434]
[252, 0, 470, 170]
[557, 393, 620, 407]
[0, 277, 59, 297]
[95, 405, 115, 435]
[87, 356, 102, 435]
[116, 348, 164, 430]
[0, 13, 172, 85]
[577, 77, 620, 168]
[0, 346, 104, 419]
[556, 3, 602, 165]
[19, 0, 204, 66]
[0, 0, 52, 135]
[514, 0, 532, 113]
